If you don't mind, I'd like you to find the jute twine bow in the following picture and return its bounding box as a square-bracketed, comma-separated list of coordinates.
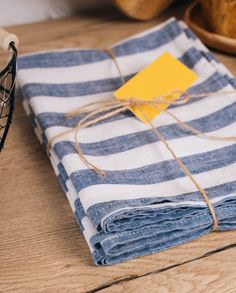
[49, 48, 236, 231]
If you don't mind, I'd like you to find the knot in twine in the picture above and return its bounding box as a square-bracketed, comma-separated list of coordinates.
[49, 48, 236, 232]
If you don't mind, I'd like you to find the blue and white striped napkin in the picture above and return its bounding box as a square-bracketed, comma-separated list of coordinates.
[17, 18, 236, 265]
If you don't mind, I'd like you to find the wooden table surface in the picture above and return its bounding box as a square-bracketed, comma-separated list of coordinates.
[1, 3, 236, 292]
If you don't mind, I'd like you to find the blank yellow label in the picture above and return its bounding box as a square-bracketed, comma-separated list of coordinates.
[114, 52, 198, 123]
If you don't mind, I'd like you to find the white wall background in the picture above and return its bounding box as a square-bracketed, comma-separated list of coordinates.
[0, 0, 110, 26]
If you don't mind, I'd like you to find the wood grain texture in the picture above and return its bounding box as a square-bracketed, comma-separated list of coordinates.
[0, 3, 236, 293]
[98, 246, 236, 293]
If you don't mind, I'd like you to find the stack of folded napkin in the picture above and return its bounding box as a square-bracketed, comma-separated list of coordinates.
[17, 18, 236, 265]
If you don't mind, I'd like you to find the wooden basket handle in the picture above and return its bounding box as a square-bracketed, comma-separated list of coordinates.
[0, 27, 19, 51]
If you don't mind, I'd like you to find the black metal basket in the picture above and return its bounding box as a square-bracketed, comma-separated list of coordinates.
[0, 29, 18, 151]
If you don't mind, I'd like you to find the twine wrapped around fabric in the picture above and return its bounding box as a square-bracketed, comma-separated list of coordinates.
[49, 48, 236, 231]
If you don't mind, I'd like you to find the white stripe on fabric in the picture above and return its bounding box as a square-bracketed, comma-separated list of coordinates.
[46, 86, 234, 145]
[61, 122, 236, 173]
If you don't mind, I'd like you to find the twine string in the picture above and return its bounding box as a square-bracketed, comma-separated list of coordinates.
[105, 48, 126, 85]
[48, 48, 236, 231]
[135, 104, 219, 231]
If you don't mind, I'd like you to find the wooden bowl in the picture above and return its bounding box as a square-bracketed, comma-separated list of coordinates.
[184, 1, 236, 55]
[114, 0, 174, 20]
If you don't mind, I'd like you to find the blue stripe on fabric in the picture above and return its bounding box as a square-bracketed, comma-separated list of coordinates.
[70, 143, 236, 193]
[38, 110, 132, 130]
[112, 20, 182, 57]
[74, 210, 85, 232]
[22, 75, 130, 99]
[182, 27, 197, 40]
[17, 20, 182, 70]
[27, 112, 37, 129]
[53, 100, 236, 158]
[56, 163, 69, 193]
[18, 49, 108, 70]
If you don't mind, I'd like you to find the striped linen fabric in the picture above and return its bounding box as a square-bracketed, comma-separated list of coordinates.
[17, 18, 236, 265]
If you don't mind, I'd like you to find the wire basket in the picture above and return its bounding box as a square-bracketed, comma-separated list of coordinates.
[0, 28, 18, 151]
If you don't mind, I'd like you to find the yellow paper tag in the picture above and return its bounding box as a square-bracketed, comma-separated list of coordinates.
[114, 52, 198, 123]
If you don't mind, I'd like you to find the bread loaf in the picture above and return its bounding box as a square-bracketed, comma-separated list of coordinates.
[114, 0, 174, 20]
[200, 0, 236, 38]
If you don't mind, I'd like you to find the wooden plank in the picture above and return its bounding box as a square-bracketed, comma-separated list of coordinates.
[98, 246, 236, 293]
[0, 3, 236, 292]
